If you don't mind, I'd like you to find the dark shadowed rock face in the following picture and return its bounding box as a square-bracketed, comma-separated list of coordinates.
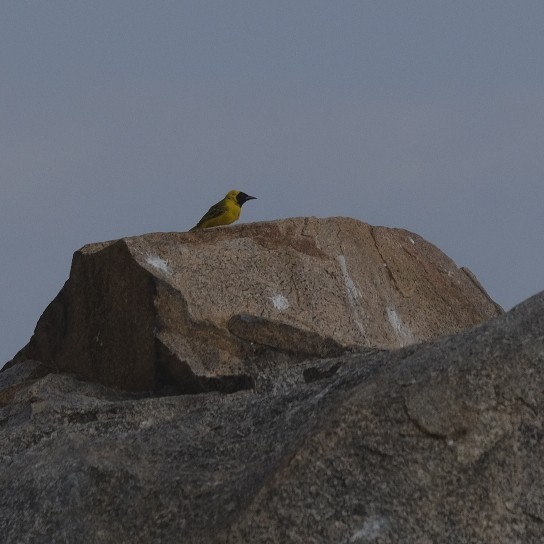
[5, 217, 501, 393]
[0, 291, 543, 543]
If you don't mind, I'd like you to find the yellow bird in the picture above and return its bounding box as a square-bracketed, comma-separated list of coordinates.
[190, 190, 257, 231]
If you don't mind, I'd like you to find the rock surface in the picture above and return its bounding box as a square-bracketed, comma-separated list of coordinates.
[6, 217, 501, 392]
[0, 291, 543, 543]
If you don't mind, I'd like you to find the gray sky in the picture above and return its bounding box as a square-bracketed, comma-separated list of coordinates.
[2, 1, 543, 365]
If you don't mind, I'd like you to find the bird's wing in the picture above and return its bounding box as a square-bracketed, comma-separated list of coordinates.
[193, 199, 227, 229]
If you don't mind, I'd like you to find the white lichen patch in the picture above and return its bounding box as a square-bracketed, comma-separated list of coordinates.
[270, 294, 290, 311]
[337, 255, 361, 301]
[350, 516, 390, 542]
[409, 237, 415, 245]
[139, 419, 154, 429]
[145, 254, 172, 275]
[337, 255, 365, 335]
[387, 306, 416, 346]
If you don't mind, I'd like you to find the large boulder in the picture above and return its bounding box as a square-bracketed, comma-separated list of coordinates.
[5, 217, 501, 392]
[0, 292, 542, 543]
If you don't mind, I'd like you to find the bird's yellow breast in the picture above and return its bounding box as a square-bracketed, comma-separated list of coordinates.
[200, 198, 241, 228]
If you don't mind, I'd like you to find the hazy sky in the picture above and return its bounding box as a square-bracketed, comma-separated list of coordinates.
[2, 1, 543, 364]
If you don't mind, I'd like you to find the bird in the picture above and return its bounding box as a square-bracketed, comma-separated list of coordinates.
[190, 190, 257, 231]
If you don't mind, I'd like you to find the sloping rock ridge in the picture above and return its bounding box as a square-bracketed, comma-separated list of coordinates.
[0, 291, 542, 543]
[5, 217, 501, 393]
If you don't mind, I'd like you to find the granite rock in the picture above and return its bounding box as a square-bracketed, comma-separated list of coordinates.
[5, 217, 501, 392]
[0, 292, 542, 543]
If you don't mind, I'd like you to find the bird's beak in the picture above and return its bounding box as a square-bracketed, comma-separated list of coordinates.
[238, 193, 257, 204]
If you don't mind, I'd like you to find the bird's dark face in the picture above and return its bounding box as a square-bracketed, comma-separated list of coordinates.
[236, 192, 257, 206]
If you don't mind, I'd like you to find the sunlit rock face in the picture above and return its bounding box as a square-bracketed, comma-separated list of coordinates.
[5, 217, 501, 392]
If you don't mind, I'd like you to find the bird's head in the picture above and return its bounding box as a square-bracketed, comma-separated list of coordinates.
[227, 190, 257, 206]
